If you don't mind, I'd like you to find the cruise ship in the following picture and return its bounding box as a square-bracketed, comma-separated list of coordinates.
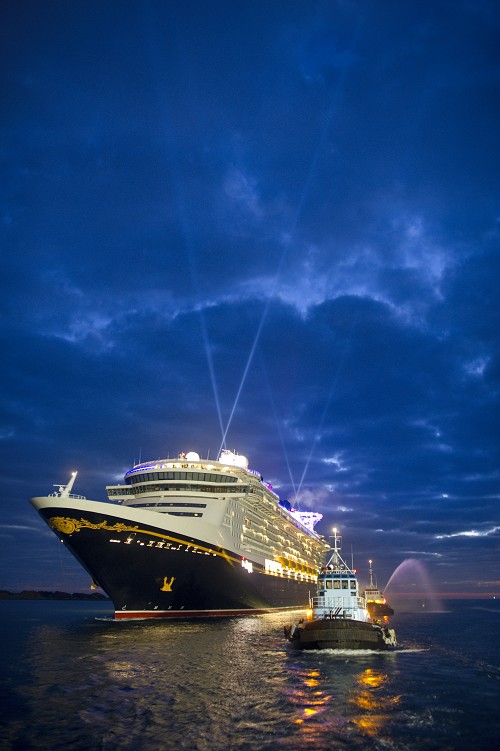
[30, 449, 330, 620]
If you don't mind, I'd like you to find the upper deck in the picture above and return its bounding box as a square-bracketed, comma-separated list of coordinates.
[105, 449, 325, 543]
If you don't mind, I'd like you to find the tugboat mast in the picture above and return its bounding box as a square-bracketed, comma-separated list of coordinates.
[326, 527, 353, 573]
[368, 559, 375, 588]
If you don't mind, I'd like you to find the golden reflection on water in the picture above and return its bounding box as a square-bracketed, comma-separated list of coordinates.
[287, 662, 402, 745]
[349, 667, 401, 736]
[289, 667, 332, 726]
[302, 669, 320, 688]
[357, 667, 387, 688]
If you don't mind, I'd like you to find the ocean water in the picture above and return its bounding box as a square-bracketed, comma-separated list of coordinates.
[1, 599, 499, 751]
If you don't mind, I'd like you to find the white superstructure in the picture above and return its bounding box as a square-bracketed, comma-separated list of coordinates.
[105, 449, 328, 581]
[311, 528, 370, 621]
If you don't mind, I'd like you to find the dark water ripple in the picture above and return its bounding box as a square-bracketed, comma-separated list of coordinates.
[1, 600, 499, 751]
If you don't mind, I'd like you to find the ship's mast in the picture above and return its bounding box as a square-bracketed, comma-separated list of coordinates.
[55, 471, 78, 497]
[368, 559, 374, 588]
[326, 527, 352, 572]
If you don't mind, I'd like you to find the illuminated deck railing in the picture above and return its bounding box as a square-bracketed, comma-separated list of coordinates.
[49, 492, 86, 500]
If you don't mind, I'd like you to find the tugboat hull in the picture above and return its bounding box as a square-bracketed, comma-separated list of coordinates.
[366, 602, 394, 618]
[285, 618, 397, 650]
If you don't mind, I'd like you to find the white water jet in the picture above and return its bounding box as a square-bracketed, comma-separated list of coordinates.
[384, 558, 444, 612]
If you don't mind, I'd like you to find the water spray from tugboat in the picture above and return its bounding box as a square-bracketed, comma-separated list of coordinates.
[384, 558, 444, 612]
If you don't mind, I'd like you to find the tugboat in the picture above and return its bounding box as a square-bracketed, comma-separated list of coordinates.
[363, 559, 395, 618]
[284, 529, 397, 650]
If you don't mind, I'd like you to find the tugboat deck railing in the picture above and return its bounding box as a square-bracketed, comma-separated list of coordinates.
[313, 595, 365, 610]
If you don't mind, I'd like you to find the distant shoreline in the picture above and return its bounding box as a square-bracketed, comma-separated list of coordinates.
[0, 590, 109, 601]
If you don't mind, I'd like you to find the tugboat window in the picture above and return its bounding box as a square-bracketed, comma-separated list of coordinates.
[334, 580, 340, 589]
[325, 580, 333, 589]
[342, 581, 348, 589]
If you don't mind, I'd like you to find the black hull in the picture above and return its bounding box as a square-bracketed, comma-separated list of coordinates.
[366, 602, 395, 618]
[285, 618, 396, 650]
[37, 505, 314, 620]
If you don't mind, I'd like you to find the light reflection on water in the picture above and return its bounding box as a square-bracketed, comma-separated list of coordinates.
[349, 667, 401, 738]
[1, 602, 499, 750]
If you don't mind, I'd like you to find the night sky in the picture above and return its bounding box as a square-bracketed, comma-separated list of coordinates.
[2, 0, 499, 599]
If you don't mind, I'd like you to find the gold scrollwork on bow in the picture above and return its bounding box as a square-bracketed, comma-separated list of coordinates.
[49, 516, 140, 536]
